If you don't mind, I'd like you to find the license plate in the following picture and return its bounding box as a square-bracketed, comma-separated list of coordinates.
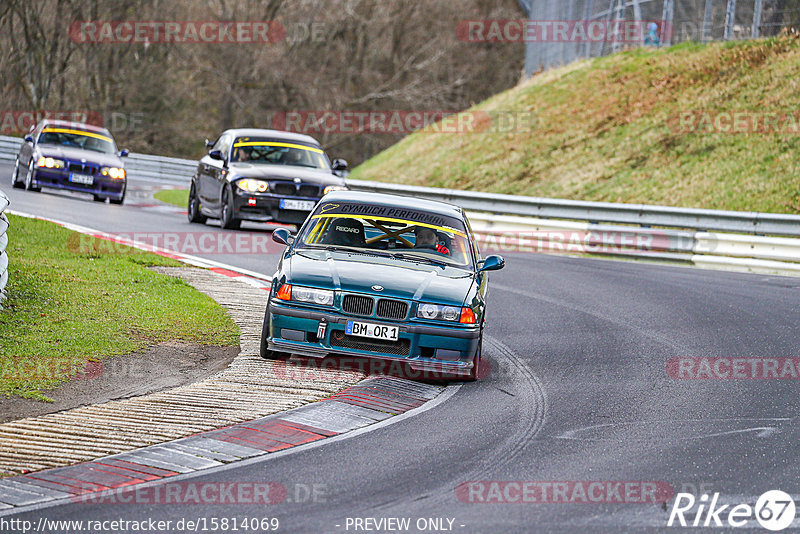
[280, 199, 315, 211]
[69, 173, 94, 185]
[346, 320, 399, 341]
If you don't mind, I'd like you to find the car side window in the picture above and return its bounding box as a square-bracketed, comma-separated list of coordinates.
[215, 135, 232, 161]
[31, 121, 45, 143]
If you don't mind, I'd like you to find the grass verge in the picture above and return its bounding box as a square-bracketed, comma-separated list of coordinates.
[154, 188, 189, 208]
[351, 35, 800, 214]
[0, 215, 239, 401]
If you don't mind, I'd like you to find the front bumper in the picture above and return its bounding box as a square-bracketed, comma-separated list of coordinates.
[32, 168, 125, 199]
[232, 189, 319, 225]
[268, 300, 481, 378]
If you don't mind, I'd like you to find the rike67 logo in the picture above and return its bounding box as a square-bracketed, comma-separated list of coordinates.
[669, 490, 796, 531]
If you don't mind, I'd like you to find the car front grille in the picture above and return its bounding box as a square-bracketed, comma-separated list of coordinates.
[376, 299, 408, 320]
[271, 182, 320, 197]
[68, 163, 97, 175]
[298, 185, 319, 197]
[342, 294, 373, 316]
[272, 182, 296, 196]
[330, 331, 410, 356]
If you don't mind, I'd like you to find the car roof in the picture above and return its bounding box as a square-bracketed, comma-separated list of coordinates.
[40, 119, 112, 136]
[321, 190, 464, 219]
[222, 128, 322, 147]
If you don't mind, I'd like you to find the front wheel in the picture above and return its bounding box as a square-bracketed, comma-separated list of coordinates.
[24, 161, 41, 192]
[110, 185, 126, 205]
[12, 159, 24, 189]
[187, 183, 207, 223]
[260, 307, 289, 360]
[466, 335, 484, 381]
[220, 186, 241, 230]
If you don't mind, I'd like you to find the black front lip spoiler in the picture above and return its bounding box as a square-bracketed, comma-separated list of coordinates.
[268, 339, 475, 374]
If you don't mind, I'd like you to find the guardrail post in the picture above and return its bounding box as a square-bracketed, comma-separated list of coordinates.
[0, 189, 9, 308]
[752, 0, 763, 38]
[724, 0, 737, 40]
[703, 0, 714, 42]
[661, 0, 675, 46]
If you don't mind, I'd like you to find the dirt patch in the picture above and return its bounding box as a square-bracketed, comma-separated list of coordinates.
[0, 342, 239, 423]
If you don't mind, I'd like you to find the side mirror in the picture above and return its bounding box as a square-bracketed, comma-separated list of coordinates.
[331, 158, 348, 171]
[205, 138, 215, 149]
[119, 148, 129, 157]
[208, 149, 224, 161]
[272, 227, 295, 246]
[478, 255, 505, 273]
[24, 135, 33, 143]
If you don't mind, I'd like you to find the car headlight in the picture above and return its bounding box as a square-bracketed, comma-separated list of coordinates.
[417, 303, 461, 322]
[323, 185, 348, 195]
[36, 156, 65, 169]
[236, 179, 269, 193]
[291, 285, 335, 307]
[101, 167, 126, 179]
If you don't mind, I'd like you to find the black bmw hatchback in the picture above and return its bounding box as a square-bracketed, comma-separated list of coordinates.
[188, 128, 348, 230]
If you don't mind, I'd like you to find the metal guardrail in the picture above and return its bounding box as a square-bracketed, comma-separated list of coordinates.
[1, 135, 799, 275]
[2, 132, 799, 238]
[347, 179, 800, 238]
[0, 189, 9, 306]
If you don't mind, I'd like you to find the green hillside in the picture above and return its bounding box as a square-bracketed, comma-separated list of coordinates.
[351, 34, 800, 214]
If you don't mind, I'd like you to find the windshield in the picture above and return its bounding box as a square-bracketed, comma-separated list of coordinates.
[231, 137, 330, 170]
[297, 201, 474, 269]
[37, 127, 117, 154]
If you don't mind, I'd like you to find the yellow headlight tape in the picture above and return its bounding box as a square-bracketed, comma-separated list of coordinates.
[233, 141, 324, 154]
[42, 128, 113, 143]
[310, 213, 466, 238]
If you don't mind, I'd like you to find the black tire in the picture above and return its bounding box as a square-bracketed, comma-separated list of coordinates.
[109, 185, 125, 205]
[93, 195, 106, 202]
[220, 186, 241, 230]
[187, 183, 207, 223]
[260, 306, 289, 360]
[466, 335, 484, 381]
[24, 161, 41, 192]
[12, 159, 24, 189]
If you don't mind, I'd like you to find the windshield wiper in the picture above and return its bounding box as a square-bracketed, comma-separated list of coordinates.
[392, 252, 450, 267]
[319, 245, 393, 258]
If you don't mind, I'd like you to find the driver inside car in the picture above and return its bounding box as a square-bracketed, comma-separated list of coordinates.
[413, 226, 450, 255]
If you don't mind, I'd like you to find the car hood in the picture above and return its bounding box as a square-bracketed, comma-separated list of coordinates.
[227, 163, 344, 186]
[288, 249, 475, 306]
[36, 145, 123, 167]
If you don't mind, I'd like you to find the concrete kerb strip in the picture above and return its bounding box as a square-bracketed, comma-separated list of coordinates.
[0, 377, 449, 513]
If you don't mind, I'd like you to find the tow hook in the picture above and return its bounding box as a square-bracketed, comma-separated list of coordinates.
[317, 319, 327, 339]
